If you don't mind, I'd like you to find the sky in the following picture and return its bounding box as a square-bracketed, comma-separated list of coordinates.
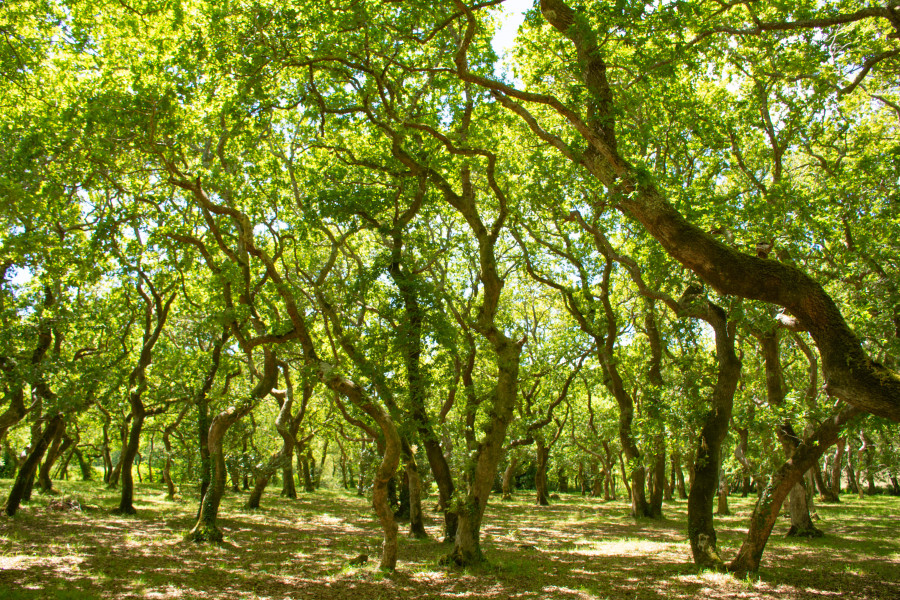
[491, 0, 533, 59]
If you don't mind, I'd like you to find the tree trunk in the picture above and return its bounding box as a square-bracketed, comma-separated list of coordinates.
[462, 0, 900, 425]
[4, 415, 64, 516]
[674, 450, 688, 500]
[502, 454, 519, 500]
[315, 439, 328, 489]
[618, 450, 632, 502]
[861, 432, 877, 495]
[815, 457, 839, 502]
[246, 383, 297, 510]
[116, 284, 175, 514]
[188, 350, 278, 542]
[282, 461, 297, 498]
[831, 439, 845, 497]
[442, 338, 524, 566]
[728, 406, 859, 574]
[786, 478, 822, 537]
[74, 447, 93, 481]
[115, 409, 145, 514]
[37, 423, 67, 493]
[717, 467, 730, 516]
[406, 450, 428, 539]
[535, 439, 550, 506]
[686, 302, 740, 570]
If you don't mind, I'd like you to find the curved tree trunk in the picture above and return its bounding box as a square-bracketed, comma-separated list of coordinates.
[163, 404, 190, 500]
[116, 410, 145, 515]
[729, 405, 860, 574]
[188, 349, 278, 542]
[443, 338, 524, 566]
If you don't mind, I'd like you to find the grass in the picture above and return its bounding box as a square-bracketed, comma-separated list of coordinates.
[0, 479, 898, 599]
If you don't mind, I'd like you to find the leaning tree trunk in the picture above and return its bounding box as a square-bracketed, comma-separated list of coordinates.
[729, 405, 860, 574]
[461, 0, 900, 425]
[4, 415, 64, 516]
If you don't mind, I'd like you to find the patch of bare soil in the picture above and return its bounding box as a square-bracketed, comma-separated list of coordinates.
[1, 482, 898, 600]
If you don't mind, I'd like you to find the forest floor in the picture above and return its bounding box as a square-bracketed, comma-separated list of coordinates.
[0, 480, 898, 600]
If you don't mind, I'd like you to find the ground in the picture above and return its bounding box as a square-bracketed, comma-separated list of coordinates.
[1, 481, 898, 599]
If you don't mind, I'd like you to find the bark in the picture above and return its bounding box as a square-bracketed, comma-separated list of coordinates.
[786, 478, 822, 537]
[618, 450, 632, 502]
[442, 337, 523, 566]
[387, 220, 458, 542]
[301, 446, 315, 492]
[74, 447, 93, 481]
[729, 405, 860, 573]
[501, 454, 519, 500]
[644, 300, 667, 519]
[406, 450, 428, 539]
[37, 422, 67, 493]
[197, 330, 228, 508]
[535, 438, 550, 506]
[757, 329, 821, 535]
[116, 284, 176, 515]
[664, 458, 675, 502]
[717, 467, 731, 516]
[4, 415, 64, 516]
[830, 439, 845, 497]
[246, 376, 297, 510]
[686, 302, 741, 570]
[674, 450, 688, 500]
[815, 458, 839, 502]
[861, 432, 877, 495]
[163, 404, 190, 500]
[188, 349, 278, 543]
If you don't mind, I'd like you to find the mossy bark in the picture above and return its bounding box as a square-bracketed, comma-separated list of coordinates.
[4, 415, 64, 516]
[686, 303, 740, 570]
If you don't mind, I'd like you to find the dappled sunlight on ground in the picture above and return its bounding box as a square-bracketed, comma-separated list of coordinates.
[0, 480, 898, 599]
